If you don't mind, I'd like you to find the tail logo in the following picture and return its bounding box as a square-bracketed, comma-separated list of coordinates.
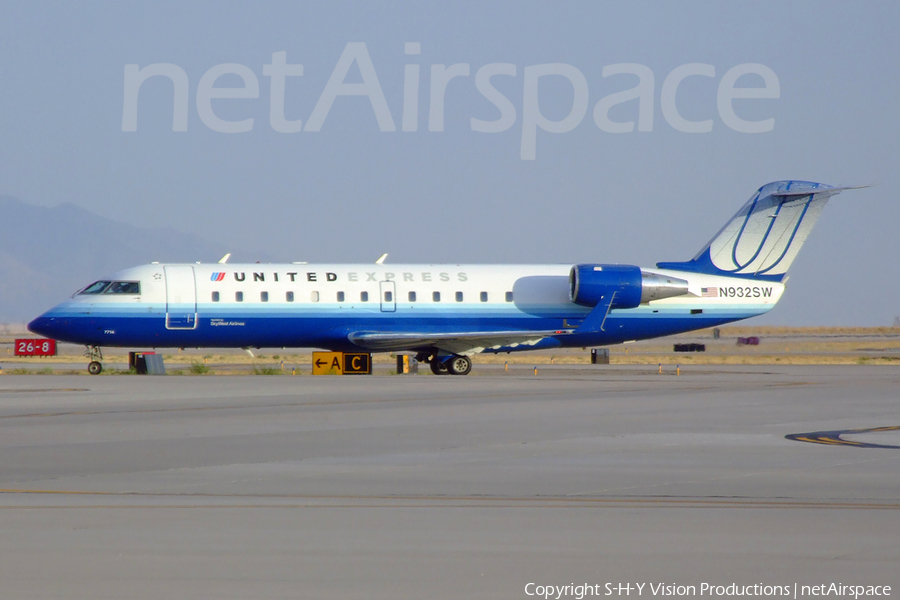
[707, 184, 831, 277]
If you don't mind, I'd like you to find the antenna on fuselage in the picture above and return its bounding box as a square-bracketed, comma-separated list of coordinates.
[218, 253, 231, 264]
[375, 253, 388, 264]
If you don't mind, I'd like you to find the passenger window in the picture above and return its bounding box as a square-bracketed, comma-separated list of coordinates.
[385, 291, 393, 302]
[455, 292, 463, 302]
[361, 291, 369, 302]
[261, 291, 269, 302]
[311, 291, 319, 302]
[433, 291, 441, 302]
[505, 291, 514, 302]
[212, 292, 220, 302]
[337, 291, 345, 302]
[236, 291, 244, 302]
[480, 292, 488, 302]
[286, 291, 294, 302]
[408, 291, 416, 302]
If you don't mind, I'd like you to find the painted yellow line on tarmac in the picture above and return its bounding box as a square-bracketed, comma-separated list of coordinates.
[787, 426, 900, 449]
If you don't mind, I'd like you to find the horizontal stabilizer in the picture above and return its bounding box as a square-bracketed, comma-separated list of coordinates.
[770, 184, 868, 197]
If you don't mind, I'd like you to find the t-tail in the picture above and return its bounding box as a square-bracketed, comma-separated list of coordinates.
[657, 181, 863, 282]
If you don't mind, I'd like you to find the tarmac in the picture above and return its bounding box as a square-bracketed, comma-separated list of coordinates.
[0, 365, 898, 598]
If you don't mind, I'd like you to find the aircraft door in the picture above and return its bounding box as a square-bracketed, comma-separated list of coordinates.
[164, 266, 198, 330]
[379, 281, 396, 313]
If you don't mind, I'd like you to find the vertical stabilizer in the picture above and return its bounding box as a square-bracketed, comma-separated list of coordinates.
[657, 181, 860, 282]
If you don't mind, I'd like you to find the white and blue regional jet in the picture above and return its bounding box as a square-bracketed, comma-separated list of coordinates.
[29, 181, 860, 375]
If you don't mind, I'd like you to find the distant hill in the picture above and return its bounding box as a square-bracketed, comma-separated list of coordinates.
[0, 195, 245, 323]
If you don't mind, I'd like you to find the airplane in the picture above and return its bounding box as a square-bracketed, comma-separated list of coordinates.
[28, 181, 861, 375]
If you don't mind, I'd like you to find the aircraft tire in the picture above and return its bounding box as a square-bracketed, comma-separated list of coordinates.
[448, 356, 472, 376]
[88, 361, 103, 375]
[430, 359, 449, 375]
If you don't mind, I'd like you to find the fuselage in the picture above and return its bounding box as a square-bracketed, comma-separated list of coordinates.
[28, 262, 784, 352]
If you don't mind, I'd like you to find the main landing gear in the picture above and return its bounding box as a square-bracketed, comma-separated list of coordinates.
[425, 354, 472, 376]
[85, 345, 103, 375]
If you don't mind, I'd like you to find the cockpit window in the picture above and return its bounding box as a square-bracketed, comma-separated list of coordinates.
[78, 281, 141, 295]
[79, 281, 112, 294]
[105, 281, 141, 294]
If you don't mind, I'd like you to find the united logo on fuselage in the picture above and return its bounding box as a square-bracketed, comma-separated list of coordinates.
[225, 271, 469, 283]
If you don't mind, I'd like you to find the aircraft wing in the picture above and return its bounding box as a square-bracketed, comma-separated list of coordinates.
[348, 329, 572, 356]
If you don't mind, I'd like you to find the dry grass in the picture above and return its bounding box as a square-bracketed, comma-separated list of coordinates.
[2, 327, 900, 372]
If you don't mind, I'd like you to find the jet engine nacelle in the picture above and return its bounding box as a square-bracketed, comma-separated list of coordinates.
[569, 265, 691, 308]
[569, 264, 643, 309]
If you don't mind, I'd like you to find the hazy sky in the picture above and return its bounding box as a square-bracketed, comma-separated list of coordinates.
[1, 1, 897, 326]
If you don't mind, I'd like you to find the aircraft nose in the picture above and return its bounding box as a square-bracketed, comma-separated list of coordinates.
[28, 315, 58, 339]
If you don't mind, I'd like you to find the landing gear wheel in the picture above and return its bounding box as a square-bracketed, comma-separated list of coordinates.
[430, 359, 449, 375]
[448, 355, 472, 376]
[84, 346, 103, 374]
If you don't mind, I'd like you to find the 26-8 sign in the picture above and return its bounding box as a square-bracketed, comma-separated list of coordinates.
[15, 338, 57, 356]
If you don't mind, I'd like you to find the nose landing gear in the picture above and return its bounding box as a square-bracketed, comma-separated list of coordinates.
[85, 346, 103, 375]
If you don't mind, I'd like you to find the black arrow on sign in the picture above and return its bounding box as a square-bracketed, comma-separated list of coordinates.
[315, 359, 328, 368]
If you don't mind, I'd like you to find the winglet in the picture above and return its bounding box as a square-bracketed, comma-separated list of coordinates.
[375, 253, 388, 265]
[218, 253, 231, 264]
